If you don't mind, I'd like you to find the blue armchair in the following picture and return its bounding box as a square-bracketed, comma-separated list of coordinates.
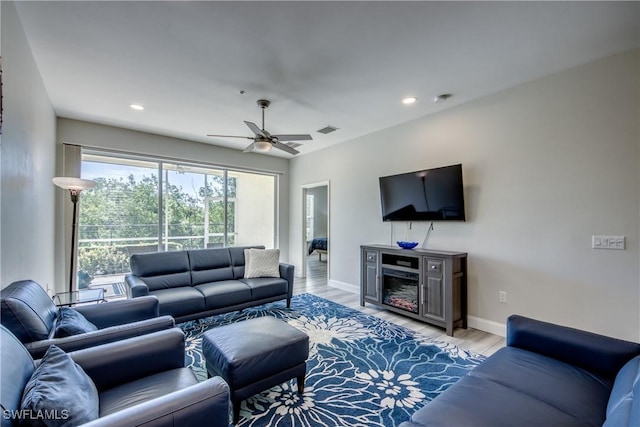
[0, 325, 230, 427]
[1, 280, 175, 358]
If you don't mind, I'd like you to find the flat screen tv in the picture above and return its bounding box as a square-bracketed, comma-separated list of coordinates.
[379, 164, 465, 221]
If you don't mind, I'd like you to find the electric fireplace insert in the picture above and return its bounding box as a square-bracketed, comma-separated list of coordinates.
[381, 253, 419, 314]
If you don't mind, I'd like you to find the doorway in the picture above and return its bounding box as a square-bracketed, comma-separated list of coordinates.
[302, 182, 329, 280]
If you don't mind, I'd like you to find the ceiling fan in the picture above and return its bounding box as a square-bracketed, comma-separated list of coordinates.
[207, 99, 312, 155]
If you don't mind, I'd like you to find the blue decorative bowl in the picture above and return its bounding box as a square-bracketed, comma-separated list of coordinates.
[397, 241, 419, 249]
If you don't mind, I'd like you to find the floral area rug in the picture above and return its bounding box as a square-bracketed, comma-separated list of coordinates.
[179, 293, 485, 427]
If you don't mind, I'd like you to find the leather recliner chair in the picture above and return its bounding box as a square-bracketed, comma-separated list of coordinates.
[1, 280, 175, 358]
[0, 325, 230, 427]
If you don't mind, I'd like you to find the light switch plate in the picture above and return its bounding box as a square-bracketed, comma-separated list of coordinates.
[592, 235, 625, 250]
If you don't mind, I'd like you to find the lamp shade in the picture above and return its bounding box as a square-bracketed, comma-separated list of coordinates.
[52, 177, 97, 191]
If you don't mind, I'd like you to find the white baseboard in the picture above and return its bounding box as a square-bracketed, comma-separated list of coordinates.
[468, 315, 506, 337]
[328, 279, 359, 294]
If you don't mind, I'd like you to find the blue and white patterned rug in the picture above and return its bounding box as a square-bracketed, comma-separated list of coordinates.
[179, 293, 485, 426]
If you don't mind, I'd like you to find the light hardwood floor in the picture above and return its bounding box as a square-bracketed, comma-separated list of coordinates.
[296, 255, 505, 357]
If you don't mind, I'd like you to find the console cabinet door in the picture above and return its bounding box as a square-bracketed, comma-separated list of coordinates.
[362, 250, 379, 303]
[423, 258, 445, 322]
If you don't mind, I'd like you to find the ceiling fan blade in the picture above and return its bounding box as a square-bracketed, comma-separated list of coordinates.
[242, 142, 257, 153]
[244, 121, 266, 137]
[206, 134, 253, 139]
[272, 134, 313, 141]
[272, 140, 300, 155]
[260, 128, 272, 138]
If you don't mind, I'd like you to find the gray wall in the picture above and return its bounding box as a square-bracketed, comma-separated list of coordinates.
[289, 49, 640, 341]
[1, 1, 57, 290]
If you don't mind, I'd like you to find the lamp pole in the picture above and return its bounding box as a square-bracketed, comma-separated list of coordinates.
[68, 189, 81, 295]
[53, 177, 97, 294]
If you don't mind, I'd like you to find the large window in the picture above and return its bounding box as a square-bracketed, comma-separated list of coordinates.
[78, 151, 277, 296]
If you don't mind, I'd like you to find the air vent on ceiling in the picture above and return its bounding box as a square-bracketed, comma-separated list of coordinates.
[285, 142, 303, 149]
[317, 125, 339, 135]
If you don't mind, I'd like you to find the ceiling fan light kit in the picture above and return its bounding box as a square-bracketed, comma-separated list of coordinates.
[254, 139, 272, 153]
[207, 99, 312, 156]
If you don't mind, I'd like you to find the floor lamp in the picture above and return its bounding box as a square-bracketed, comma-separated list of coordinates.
[53, 177, 97, 294]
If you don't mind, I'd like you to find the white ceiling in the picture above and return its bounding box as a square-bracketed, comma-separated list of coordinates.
[14, 1, 640, 158]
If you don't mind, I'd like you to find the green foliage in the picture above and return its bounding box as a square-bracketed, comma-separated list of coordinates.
[77, 172, 237, 276]
[80, 175, 160, 240]
[78, 246, 129, 276]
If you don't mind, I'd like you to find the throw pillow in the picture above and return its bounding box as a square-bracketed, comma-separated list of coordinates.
[21, 345, 99, 427]
[53, 308, 98, 338]
[244, 248, 280, 278]
[603, 355, 640, 426]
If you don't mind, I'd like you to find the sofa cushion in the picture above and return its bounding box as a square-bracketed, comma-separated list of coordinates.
[195, 280, 252, 309]
[240, 277, 288, 301]
[604, 355, 640, 427]
[21, 345, 99, 426]
[471, 347, 611, 425]
[53, 307, 99, 338]
[244, 248, 280, 278]
[0, 280, 58, 342]
[407, 373, 588, 427]
[188, 248, 234, 285]
[150, 287, 205, 318]
[506, 314, 640, 381]
[130, 251, 192, 291]
[99, 368, 198, 417]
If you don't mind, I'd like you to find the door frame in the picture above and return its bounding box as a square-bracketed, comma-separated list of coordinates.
[301, 181, 330, 279]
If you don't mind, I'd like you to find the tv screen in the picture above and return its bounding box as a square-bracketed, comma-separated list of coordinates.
[379, 164, 465, 221]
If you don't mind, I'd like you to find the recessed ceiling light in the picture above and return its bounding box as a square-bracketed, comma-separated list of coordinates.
[130, 104, 145, 111]
[402, 97, 417, 105]
[433, 94, 452, 104]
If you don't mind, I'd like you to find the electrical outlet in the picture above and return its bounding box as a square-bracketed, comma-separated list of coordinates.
[499, 291, 507, 304]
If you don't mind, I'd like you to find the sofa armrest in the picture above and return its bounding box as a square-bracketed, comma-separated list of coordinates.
[125, 274, 150, 298]
[80, 377, 230, 427]
[24, 316, 175, 359]
[74, 296, 160, 328]
[507, 315, 640, 380]
[279, 263, 295, 298]
[70, 328, 186, 391]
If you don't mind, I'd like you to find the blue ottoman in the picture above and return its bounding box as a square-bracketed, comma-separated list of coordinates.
[202, 316, 309, 423]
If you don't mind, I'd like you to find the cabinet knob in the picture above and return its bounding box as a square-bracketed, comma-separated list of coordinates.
[431, 265, 437, 269]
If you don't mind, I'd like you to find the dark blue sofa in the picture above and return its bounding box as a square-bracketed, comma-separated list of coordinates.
[401, 315, 640, 427]
[125, 246, 294, 323]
